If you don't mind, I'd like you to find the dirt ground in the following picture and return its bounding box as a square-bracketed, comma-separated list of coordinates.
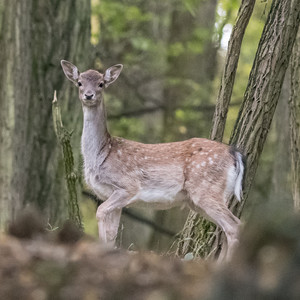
[1, 210, 300, 300]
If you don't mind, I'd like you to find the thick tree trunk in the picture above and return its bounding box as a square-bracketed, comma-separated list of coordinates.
[177, 0, 300, 259]
[0, 0, 32, 227]
[269, 73, 292, 208]
[289, 29, 300, 211]
[0, 0, 91, 228]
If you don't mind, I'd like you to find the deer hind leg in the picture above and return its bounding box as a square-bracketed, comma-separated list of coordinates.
[214, 208, 240, 261]
[96, 190, 135, 244]
[188, 193, 241, 261]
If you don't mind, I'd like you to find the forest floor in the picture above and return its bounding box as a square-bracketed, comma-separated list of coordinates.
[0, 233, 212, 300]
[1, 210, 300, 300]
[0, 211, 213, 300]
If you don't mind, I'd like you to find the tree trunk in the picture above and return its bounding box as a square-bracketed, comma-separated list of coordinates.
[289, 28, 300, 211]
[0, 0, 91, 228]
[177, 0, 256, 258]
[269, 72, 292, 208]
[163, 0, 218, 142]
[210, 0, 256, 142]
[177, 0, 300, 259]
[0, 0, 32, 227]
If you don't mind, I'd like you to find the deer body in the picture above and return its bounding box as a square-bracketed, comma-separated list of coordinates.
[61, 60, 244, 260]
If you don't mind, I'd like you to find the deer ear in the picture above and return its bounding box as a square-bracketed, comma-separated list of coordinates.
[61, 60, 80, 85]
[104, 64, 123, 87]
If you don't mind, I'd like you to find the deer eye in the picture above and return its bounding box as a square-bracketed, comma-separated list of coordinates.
[78, 81, 82, 87]
[99, 82, 104, 88]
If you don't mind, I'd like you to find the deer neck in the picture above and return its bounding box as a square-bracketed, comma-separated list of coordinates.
[81, 99, 111, 168]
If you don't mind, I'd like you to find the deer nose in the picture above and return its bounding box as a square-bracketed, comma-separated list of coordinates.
[85, 93, 94, 100]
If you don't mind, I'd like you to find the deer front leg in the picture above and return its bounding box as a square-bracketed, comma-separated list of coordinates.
[96, 190, 134, 244]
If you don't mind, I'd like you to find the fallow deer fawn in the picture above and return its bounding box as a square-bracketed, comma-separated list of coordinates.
[61, 60, 244, 261]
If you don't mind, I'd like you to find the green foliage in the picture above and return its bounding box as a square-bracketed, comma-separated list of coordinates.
[168, 42, 185, 57]
[181, 0, 200, 16]
[109, 117, 146, 141]
[218, 0, 240, 13]
[93, 0, 151, 45]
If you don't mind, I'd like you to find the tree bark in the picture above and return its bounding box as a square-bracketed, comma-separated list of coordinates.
[230, 0, 300, 203]
[0, 0, 91, 228]
[269, 72, 292, 208]
[177, 0, 256, 258]
[177, 0, 300, 259]
[289, 29, 300, 211]
[210, 0, 256, 142]
[0, 0, 32, 227]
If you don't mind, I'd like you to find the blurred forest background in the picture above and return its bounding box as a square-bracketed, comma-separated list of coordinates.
[0, 0, 299, 254]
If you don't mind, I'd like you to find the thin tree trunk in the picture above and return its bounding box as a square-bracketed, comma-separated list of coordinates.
[289, 29, 300, 211]
[177, 0, 300, 259]
[177, 0, 256, 258]
[211, 0, 256, 142]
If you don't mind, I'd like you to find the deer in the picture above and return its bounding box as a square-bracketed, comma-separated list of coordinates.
[61, 60, 245, 261]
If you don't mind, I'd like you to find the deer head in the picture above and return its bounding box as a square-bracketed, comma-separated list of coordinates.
[61, 60, 123, 107]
